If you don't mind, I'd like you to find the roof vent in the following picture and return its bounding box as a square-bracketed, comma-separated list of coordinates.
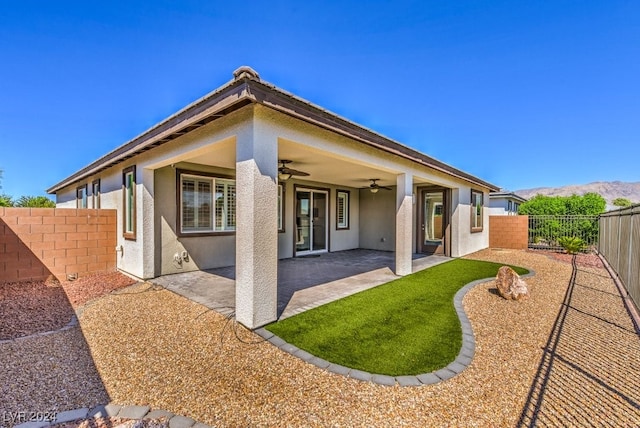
[233, 66, 260, 81]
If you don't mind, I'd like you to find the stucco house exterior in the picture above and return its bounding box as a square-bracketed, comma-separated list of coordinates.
[488, 192, 527, 216]
[48, 66, 499, 328]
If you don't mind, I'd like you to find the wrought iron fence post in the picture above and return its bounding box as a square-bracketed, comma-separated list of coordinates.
[628, 212, 633, 288]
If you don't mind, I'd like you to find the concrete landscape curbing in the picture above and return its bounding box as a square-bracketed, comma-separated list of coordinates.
[14, 404, 211, 428]
[258, 269, 536, 387]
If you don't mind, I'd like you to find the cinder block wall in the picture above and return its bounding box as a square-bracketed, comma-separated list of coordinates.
[0, 208, 117, 283]
[489, 215, 529, 250]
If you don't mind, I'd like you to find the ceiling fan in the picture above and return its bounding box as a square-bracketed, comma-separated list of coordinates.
[278, 159, 309, 181]
[367, 179, 392, 193]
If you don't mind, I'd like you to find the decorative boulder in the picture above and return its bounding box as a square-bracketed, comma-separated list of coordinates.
[495, 266, 529, 301]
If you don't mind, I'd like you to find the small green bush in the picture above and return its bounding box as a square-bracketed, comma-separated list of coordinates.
[558, 236, 585, 254]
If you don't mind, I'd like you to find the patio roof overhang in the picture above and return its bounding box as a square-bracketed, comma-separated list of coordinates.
[48, 67, 499, 194]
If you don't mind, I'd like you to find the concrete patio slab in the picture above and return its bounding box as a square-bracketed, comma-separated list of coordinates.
[152, 249, 450, 320]
[152, 270, 236, 316]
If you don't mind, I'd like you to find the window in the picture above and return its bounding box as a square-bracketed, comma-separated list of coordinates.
[471, 189, 484, 232]
[508, 200, 513, 213]
[92, 179, 101, 209]
[336, 190, 350, 230]
[215, 179, 236, 231]
[123, 166, 136, 239]
[182, 176, 213, 231]
[278, 184, 285, 232]
[76, 185, 87, 208]
[179, 171, 236, 234]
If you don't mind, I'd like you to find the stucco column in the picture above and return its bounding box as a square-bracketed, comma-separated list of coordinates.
[140, 167, 155, 279]
[450, 188, 461, 257]
[235, 122, 278, 329]
[395, 173, 413, 276]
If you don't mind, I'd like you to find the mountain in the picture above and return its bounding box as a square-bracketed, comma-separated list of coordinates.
[514, 181, 640, 208]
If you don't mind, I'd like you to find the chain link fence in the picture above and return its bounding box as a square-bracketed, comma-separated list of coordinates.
[599, 205, 640, 311]
[528, 215, 599, 252]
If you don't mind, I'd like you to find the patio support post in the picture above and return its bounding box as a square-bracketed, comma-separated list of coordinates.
[395, 173, 413, 276]
[141, 167, 156, 279]
[235, 119, 278, 329]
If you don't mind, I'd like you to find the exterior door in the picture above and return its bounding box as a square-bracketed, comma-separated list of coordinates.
[295, 189, 328, 255]
[419, 188, 450, 255]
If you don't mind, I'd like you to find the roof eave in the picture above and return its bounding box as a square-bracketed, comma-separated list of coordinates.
[248, 81, 499, 191]
[49, 75, 500, 194]
[47, 78, 255, 194]
[490, 192, 527, 202]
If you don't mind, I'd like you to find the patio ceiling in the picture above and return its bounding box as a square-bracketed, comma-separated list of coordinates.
[179, 137, 434, 189]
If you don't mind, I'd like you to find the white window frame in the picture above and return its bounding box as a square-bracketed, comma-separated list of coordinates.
[336, 190, 350, 230]
[181, 174, 214, 233]
[214, 178, 236, 232]
[179, 172, 236, 234]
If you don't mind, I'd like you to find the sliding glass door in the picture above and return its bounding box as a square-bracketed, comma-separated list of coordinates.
[295, 189, 328, 255]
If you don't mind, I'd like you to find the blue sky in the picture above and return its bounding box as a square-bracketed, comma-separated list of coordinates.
[0, 1, 638, 198]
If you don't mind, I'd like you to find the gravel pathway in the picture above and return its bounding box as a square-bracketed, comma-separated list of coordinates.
[2, 250, 639, 427]
[517, 257, 640, 426]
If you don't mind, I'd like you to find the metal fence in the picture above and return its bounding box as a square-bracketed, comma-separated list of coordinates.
[599, 205, 640, 311]
[528, 215, 599, 252]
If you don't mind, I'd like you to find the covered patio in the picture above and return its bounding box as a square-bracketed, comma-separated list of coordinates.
[151, 249, 451, 320]
[48, 68, 498, 329]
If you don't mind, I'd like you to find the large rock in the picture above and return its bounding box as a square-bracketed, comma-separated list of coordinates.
[495, 266, 529, 301]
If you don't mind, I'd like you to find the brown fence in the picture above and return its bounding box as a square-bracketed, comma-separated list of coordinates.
[0, 208, 117, 283]
[599, 205, 640, 310]
[489, 215, 529, 250]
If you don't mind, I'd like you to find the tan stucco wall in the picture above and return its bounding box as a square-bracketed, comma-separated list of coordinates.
[154, 163, 236, 276]
[450, 186, 490, 257]
[358, 187, 396, 251]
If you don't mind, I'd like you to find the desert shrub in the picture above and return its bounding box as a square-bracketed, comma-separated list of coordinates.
[558, 236, 586, 254]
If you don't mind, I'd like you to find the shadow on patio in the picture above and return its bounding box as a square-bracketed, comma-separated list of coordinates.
[517, 256, 640, 427]
[152, 249, 451, 319]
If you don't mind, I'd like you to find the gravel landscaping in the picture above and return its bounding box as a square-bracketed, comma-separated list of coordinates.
[0, 272, 136, 340]
[0, 272, 136, 427]
[2, 250, 639, 427]
[0, 279, 74, 341]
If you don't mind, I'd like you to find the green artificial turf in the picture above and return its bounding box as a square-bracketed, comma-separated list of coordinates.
[266, 259, 528, 376]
